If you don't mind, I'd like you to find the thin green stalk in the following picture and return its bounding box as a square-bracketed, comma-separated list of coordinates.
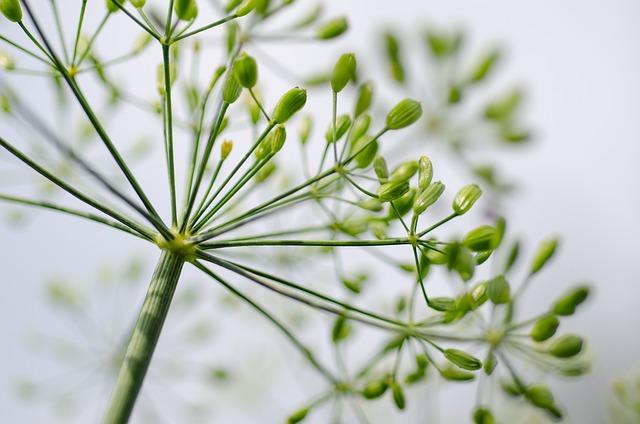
[200, 237, 413, 249]
[76, 13, 110, 66]
[172, 15, 238, 42]
[112, 0, 162, 40]
[50, 0, 70, 64]
[103, 250, 185, 424]
[161, 44, 178, 227]
[0, 34, 51, 66]
[71, 0, 88, 65]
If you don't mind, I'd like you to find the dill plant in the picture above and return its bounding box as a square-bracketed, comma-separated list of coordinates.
[0, 0, 591, 422]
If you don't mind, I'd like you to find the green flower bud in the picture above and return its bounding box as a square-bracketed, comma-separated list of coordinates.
[0, 50, 15, 70]
[298, 115, 312, 145]
[362, 379, 388, 399]
[530, 238, 558, 275]
[331, 315, 352, 343]
[552, 285, 590, 316]
[473, 407, 495, 424]
[428, 296, 456, 312]
[549, 334, 584, 358]
[315, 17, 348, 40]
[387, 188, 415, 219]
[440, 367, 475, 381]
[255, 136, 272, 159]
[254, 0, 269, 14]
[384, 30, 405, 84]
[286, 407, 309, 424]
[390, 160, 418, 183]
[174, 0, 198, 20]
[444, 349, 482, 371]
[391, 382, 406, 410]
[358, 199, 383, 212]
[501, 380, 523, 397]
[0, 0, 22, 21]
[418, 156, 433, 190]
[351, 135, 378, 169]
[413, 181, 445, 215]
[269, 124, 286, 153]
[452, 184, 482, 215]
[483, 351, 497, 375]
[504, 240, 520, 273]
[106, 0, 120, 13]
[254, 161, 276, 183]
[222, 74, 242, 104]
[132, 33, 153, 53]
[348, 113, 370, 144]
[272, 87, 307, 124]
[233, 52, 258, 88]
[354, 81, 374, 116]
[385, 98, 423, 130]
[220, 139, 233, 160]
[525, 385, 563, 419]
[468, 49, 500, 84]
[325, 114, 351, 143]
[225, 0, 242, 11]
[377, 181, 409, 202]
[130, 0, 146, 8]
[331, 53, 356, 92]
[235, 0, 256, 16]
[487, 275, 510, 304]
[530, 315, 559, 342]
[463, 225, 499, 252]
[372, 155, 388, 183]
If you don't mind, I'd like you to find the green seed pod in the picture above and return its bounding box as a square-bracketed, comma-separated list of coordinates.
[413, 181, 445, 215]
[377, 181, 409, 202]
[501, 380, 523, 397]
[390, 160, 418, 183]
[504, 240, 520, 273]
[530, 238, 558, 275]
[559, 362, 590, 377]
[286, 407, 309, 424]
[354, 81, 374, 116]
[369, 219, 388, 240]
[233, 52, 258, 88]
[484, 88, 523, 123]
[391, 382, 406, 410]
[105, 0, 120, 13]
[483, 351, 497, 375]
[487, 275, 510, 304]
[463, 225, 499, 252]
[358, 199, 383, 212]
[552, 285, 590, 316]
[269, 124, 286, 153]
[331, 53, 356, 92]
[225, 0, 242, 11]
[428, 296, 456, 312]
[325, 114, 351, 143]
[473, 407, 495, 424]
[130, 0, 146, 8]
[530, 315, 559, 342]
[254, 0, 269, 14]
[0, 50, 15, 70]
[235, 0, 256, 16]
[373, 155, 389, 183]
[349, 113, 371, 144]
[222, 74, 242, 104]
[452, 184, 482, 215]
[440, 367, 475, 381]
[132, 33, 153, 53]
[417, 156, 433, 190]
[362, 379, 388, 399]
[272, 87, 307, 124]
[385, 98, 423, 130]
[315, 17, 348, 40]
[444, 349, 482, 371]
[254, 161, 276, 183]
[298, 115, 312, 145]
[549, 334, 584, 358]
[174, 0, 198, 20]
[525, 385, 563, 419]
[352, 136, 378, 169]
[468, 49, 500, 84]
[387, 188, 415, 219]
[383, 31, 405, 84]
[331, 315, 352, 343]
[0, 0, 21, 21]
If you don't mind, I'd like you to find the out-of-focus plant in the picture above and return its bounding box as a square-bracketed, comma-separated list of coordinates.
[610, 371, 640, 424]
[0, 1, 589, 423]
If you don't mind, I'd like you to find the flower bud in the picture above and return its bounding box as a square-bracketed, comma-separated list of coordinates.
[391, 382, 406, 410]
[0, 50, 15, 70]
[255, 161, 276, 183]
[549, 335, 583, 358]
[235, 0, 256, 16]
[106, 0, 120, 13]
[452, 184, 482, 215]
[552, 285, 590, 316]
[530, 315, 559, 342]
[444, 349, 482, 371]
[413, 181, 445, 215]
[225, 0, 242, 11]
[130, 0, 146, 8]
[373, 155, 388, 183]
[272, 87, 307, 124]
[269, 124, 286, 153]
[298, 115, 312, 145]
[174, 0, 198, 20]
[352, 135, 378, 169]
[468, 49, 500, 84]
[133, 33, 153, 53]
[348, 113, 370, 144]
[487, 275, 510, 304]
[384, 31, 405, 84]
[387, 188, 415, 219]
[331, 53, 356, 93]
[472, 407, 495, 424]
[233, 52, 258, 88]
[428, 296, 456, 312]
[362, 379, 388, 399]
[325, 114, 351, 143]
[315, 17, 348, 40]
[483, 352, 497, 375]
[286, 407, 309, 424]
[377, 181, 409, 202]
[385, 98, 423, 130]
[525, 385, 562, 419]
[390, 160, 418, 183]
[440, 367, 475, 381]
[358, 199, 383, 212]
[354, 81, 374, 116]
[221, 139, 233, 160]
[463, 225, 499, 252]
[222, 74, 242, 104]
[0, 0, 22, 21]
[530, 238, 558, 275]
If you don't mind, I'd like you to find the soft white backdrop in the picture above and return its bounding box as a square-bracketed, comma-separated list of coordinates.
[1, 0, 639, 423]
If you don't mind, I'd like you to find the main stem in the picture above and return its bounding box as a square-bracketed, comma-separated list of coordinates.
[103, 250, 185, 424]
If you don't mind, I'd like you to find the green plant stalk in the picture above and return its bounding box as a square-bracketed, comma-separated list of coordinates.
[103, 250, 185, 424]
